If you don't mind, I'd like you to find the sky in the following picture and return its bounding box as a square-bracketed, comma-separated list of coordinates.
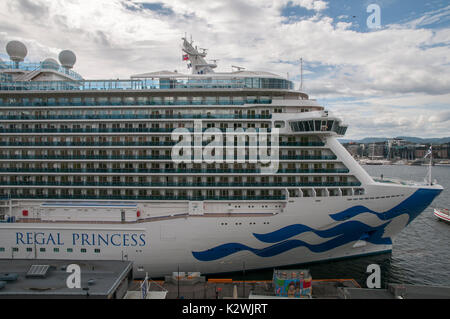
[0, 0, 449, 139]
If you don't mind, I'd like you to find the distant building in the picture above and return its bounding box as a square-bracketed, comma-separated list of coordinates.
[342, 140, 449, 160]
[345, 143, 361, 158]
[366, 142, 385, 158]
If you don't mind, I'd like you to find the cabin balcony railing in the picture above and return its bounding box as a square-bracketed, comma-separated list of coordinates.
[0, 154, 337, 161]
[3, 194, 287, 201]
[0, 168, 350, 174]
[0, 141, 326, 147]
[0, 127, 273, 134]
[0, 114, 273, 120]
[0, 181, 361, 187]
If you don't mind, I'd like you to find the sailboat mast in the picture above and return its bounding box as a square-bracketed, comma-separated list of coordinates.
[429, 145, 432, 185]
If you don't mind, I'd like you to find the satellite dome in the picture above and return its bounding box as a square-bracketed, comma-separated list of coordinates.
[6, 40, 27, 62]
[58, 50, 76, 69]
[41, 58, 60, 70]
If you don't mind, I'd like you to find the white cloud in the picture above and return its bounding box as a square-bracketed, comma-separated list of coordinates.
[404, 4, 450, 28]
[0, 0, 448, 138]
[288, 0, 328, 12]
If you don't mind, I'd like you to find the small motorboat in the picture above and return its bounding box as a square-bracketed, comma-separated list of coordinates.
[434, 208, 450, 223]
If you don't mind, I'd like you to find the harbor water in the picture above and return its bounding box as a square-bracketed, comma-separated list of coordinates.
[210, 165, 450, 288]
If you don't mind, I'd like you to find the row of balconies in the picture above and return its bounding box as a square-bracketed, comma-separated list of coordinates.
[0, 154, 338, 161]
[0, 127, 278, 133]
[0, 141, 326, 147]
[0, 181, 361, 187]
[0, 97, 273, 107]
[0, 167, 349, 174]
[0, 193, 287, 201]
[0, 113, 273, 121]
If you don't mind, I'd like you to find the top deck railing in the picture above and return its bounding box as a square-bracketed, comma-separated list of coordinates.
[0, 61, 83, 81]
[0, 76, 294, 92]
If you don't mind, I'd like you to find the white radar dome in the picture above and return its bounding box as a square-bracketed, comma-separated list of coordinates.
[42, 58, 60, 70]
[6, 40, 28, 62]
[58, 50, 76, 69]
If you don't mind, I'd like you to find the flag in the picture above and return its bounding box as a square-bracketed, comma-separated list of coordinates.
[182, 54, 189, 61]
[424, 146, 432, 158]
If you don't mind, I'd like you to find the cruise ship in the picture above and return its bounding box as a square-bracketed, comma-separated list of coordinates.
[0, 38, 443, 278]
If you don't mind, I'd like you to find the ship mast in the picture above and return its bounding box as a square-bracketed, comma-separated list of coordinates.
[428, 145, 433, 185]
[181, 37, 217, 75]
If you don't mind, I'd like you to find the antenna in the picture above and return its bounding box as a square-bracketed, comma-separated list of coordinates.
[231, 65, 245, 71]
[428, 145, 433, 185]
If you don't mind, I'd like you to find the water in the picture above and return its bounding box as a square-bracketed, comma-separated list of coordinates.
[212, 165, 450, 288]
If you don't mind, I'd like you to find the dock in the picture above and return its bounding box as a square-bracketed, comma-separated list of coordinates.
[0, 259, 133, 299]
[128, 278, 361, 299]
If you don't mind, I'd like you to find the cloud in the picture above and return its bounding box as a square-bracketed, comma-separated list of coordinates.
[288, 0, 328, 12]
[404, 4, 450, 28]
[0, 0, 448, 138]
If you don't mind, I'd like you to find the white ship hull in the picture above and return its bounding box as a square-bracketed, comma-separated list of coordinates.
[0, 183, 442, 278]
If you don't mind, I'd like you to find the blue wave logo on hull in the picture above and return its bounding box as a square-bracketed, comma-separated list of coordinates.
[192, 220, 391, 261]
[192, 188, 441, 262]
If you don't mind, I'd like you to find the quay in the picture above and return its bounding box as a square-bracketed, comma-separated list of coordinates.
[0, 259, 133, 299]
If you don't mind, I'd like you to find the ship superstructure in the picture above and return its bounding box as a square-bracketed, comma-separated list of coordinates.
[0, 39, 443, 277]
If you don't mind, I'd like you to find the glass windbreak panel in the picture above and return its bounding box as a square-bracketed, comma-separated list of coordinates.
[192, 97, 203, 105]
[85, 97, 95, 106]
[246, 96, 257, 104]
[97, 97, 108, 105]
[219, 97, 230, 105]
[152, 97, 162, 105]
[164, 97, 174, 105]
[1, 77, 293, 91]
[205, 97, 216, 105]
[110, 97, 121, 105]
[260, 96, 271, 104]
[177, 97, 188, 105]
[32, 98, 43, 106]
[124, 97, 135, 105]
[232, 96, 244, 105]
[136, 97, 147, 105]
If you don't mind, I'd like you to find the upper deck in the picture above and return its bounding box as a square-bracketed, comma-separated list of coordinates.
[0, 75, 295, 93]
[0, 38, 300, 96]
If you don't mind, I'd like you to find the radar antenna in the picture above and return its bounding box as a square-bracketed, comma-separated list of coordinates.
[231, 65, 246, 71]
[181, 37, 217, 75]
